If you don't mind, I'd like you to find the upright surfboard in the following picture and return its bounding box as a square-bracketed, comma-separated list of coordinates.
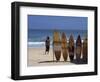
[82, 37, 88, 63]
[53, 31, 61, 61]
[76, 35, 82, 61]
[69, 34, 74, 62]
[61, 33, 68, 61]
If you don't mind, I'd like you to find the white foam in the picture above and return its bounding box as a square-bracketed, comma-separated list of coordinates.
[28, 42, 45, 45]
[28, 40, 83, 45]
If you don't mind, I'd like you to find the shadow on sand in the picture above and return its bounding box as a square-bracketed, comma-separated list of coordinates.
[38, 59, 87, 64]
[71, 59, 88, 64]
[38, 60, 71, 63]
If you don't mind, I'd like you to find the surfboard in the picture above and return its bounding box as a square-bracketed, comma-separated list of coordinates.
[69, 34, 74, 62]
[82, 37, 88, 62]
[53, 31, 61, 61]
[61, 32, 68, 61]
[76, 35, 82, 61]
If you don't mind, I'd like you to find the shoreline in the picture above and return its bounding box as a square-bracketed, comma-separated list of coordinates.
[28, 40, 84, 48]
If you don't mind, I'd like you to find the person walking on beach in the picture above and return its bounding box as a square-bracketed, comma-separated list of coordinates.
[45, 36, 50, 54]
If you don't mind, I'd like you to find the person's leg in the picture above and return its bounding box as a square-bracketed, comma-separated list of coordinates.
[45, 45, 48, 55]
[46, 46, 49, 54]
[48, 46, 50, 54]
[45, 47, 47, 55]
[47, 50, 49, 54]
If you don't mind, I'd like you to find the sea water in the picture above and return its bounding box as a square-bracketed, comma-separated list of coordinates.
[28, 29, 87, 48]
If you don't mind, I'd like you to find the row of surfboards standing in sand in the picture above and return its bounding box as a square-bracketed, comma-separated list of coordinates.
[53, 31, 88, 63]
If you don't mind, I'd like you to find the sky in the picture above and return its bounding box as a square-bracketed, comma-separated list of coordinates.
[28, 15, 87, 30]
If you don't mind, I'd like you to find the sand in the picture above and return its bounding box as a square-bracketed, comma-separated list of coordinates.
[27, 47, 75, 66]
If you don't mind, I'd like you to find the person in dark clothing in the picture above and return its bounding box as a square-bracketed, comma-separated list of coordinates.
[45, 36, 50, 54]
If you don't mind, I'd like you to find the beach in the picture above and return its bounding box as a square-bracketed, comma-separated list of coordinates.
[27, 47, 75, 66]
[27, 15, 88, 67]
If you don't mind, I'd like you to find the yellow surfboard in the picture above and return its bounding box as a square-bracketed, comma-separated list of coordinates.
[53, 31, 61, 61]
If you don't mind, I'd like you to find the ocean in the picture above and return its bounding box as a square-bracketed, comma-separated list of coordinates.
[28, 29, 87, 48]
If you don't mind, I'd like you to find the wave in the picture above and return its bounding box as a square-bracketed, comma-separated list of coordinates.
[28, 42, 45, 45]
[28, 42, 53, 45]
[28, 42, 52, 48]
[28, 40, 83, 44]
[28, 40, 84, 48]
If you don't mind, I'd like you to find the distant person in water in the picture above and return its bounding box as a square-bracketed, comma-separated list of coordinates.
[45, 36, 50, 54]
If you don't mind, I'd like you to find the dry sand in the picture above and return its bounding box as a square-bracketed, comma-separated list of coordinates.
[27, 47, 75, 66]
